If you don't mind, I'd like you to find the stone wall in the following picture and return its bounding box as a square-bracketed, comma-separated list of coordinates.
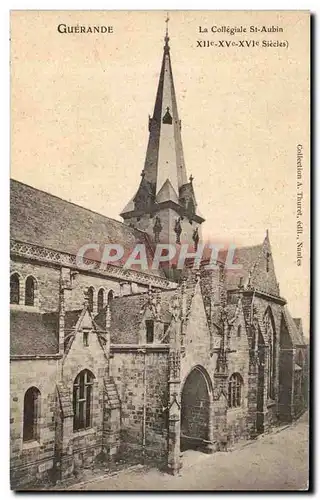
[10, 309, 119, 488]
[10, 258, 60, 312]
[10, 358, 57, 488]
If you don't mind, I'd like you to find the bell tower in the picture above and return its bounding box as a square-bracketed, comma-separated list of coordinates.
[121, 16, 205, 246]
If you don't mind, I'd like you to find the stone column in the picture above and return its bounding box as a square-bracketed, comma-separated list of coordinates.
[59, 267, 73, 354]
[167, 378, 181, 475]
[60, 415, 74, 480]
[58, 288, 65, 354]
[102, 378, 121, 459]
[203, 394, 215, 453]
[167, 294, 182, 475]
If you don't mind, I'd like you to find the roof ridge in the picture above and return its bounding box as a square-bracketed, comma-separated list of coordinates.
[10, 178, 151, 238]
[234, 243, 264, 251]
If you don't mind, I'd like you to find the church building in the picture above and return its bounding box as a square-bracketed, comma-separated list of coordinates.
[10, 25, 308, 489]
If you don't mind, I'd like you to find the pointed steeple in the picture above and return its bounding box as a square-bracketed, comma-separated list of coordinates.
[121, 17, 204, 244]
[143, 14, 188, 198]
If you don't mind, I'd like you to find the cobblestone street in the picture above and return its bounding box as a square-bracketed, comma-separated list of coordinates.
[67, 412, 309, 491]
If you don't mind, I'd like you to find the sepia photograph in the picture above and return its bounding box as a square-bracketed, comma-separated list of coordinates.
[10, 10, 310, 491]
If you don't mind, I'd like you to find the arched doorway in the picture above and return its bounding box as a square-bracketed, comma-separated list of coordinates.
[180, 366, 212, 452]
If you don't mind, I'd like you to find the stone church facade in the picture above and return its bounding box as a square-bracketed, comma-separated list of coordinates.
[10, 29, 308, 489]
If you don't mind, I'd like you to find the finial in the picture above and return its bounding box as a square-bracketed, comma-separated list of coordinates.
[189, 174, 194, 183]
[164, 12, 170, 49]
[141, 169, 145, 178]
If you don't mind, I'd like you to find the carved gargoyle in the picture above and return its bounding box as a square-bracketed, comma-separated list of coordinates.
[192, 226, 200, 251]
[153, 216, 163, 243]
[170, 294, 181, 322]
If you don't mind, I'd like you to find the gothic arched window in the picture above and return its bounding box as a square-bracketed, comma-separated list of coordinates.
[23, 387, 41, 442]
[97, 288, 105, 312]
[87, 287, 94, 313]
[73, 369, 95, 431]
[228, 373, 243, 408]
[25, 276, 36, 306]
[10, 273, 20, 304]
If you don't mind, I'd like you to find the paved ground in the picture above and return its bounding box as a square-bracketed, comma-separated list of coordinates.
[67, 413, 309, 491]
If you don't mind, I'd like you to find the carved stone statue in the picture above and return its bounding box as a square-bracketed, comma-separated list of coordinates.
[153, 216, 163, 243]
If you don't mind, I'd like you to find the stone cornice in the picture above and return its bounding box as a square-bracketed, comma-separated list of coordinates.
[110, 343, 170, 353]
[10, 239, 176, 290]
[121, 200, 205, 224]
[11, 344, 171, 360]
[11, 354, 61, 360]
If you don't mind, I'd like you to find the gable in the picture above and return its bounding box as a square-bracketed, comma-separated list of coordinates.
[63, 307, 107, 374]
[10, 310, 59, 356]
[228, 303, 248, 352]
[248, 237, 279, 295]
[184, 282, 210, 353]
[283, 307, 305, 346]
[108, 290, 176, 344]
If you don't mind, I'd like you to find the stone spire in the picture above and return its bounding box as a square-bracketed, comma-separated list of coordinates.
[121, 17, 205, 244]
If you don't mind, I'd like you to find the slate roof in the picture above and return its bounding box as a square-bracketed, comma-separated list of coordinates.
[220, 245, 263, 290]
[186, 245, 263, 287]
[218, 242, 279, 296]
[10, 310, 59, 356]
[110, 294, 147, 343]
[293, 318, 303, 334]
[10, 179, 163, 277]
[104, 378, 121, 409]
[57, 382, 74, 418]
